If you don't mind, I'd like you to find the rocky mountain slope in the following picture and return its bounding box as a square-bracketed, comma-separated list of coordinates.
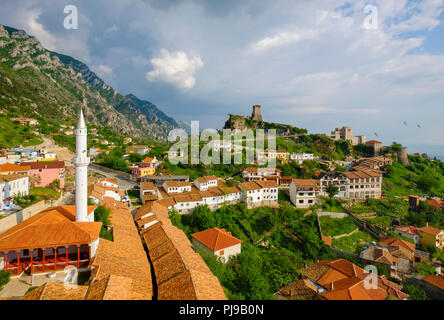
[0, 24, 180, 140]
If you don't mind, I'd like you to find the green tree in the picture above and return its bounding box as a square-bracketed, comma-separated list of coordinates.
[128, 153, 144, 164]
[415, 263, 436, 276]
[402, 283, 427, 300]
[0, 270, 11, 289]
[234, 247, 273, 300]
[326, 184, 339, 199]
[49, 179, 61, 191]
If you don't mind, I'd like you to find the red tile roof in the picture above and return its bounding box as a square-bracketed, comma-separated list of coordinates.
[394, 226, 418, 235]
[423, 275, 444, 290]
[379, 237, 415, 252]
[191, 228, 242, 251]
[255, 180, 279, 188]
[0, 206, 99, 251]
[292, 179, 319, 189]
[418, 226, 443, 235]
[21, 161, 65, 169]
[426, 199, 444, 210]
[0, 163, 30, 172]
[238, 182, 262, 191]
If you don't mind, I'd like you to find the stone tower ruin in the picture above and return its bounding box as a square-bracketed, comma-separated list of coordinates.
[397, 147, 409, 167]
[251, 105, 263, 122]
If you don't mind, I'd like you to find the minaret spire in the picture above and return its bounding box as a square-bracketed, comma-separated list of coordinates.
[73, 107, 91, 222]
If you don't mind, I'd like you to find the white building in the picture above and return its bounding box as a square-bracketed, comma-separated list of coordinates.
[241, 167, 282, 182]
[163, 181, 192, 194]
[209, 141, 232, 152]
[290, 153, 314, 164]
[140, 181, 160, 204]
[199, 186, 242, 208]
[191, 228, 242, 263]
[88, 183, 123, 204]
[0, 174, 29, 208]
[255, 180, 279, 202]
[318, 169, 383, 200]
[172, 194, 204, 214]
[289, 179, 320, 208]
[238, 182, 264, 206]
[98, 178, 119, 189]
[194, 176, 218, 191]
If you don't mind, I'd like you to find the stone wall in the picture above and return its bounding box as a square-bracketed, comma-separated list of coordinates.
[0, 192, 71, 235]
[0, 201, 46, 234]
[405, 276, 444, 300]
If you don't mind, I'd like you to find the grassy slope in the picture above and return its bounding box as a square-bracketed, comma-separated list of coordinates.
[383, 156, 444, 197]
[319, 216, 358, 237]
[0, 116, 42, 148]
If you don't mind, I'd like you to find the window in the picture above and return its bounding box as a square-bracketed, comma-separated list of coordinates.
[299, 200, 304, 204]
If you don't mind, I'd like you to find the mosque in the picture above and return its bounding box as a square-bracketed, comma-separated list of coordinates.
[0, 109, 101, 276]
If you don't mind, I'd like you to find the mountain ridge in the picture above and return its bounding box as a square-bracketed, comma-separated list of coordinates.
[0, 23, 180, 140]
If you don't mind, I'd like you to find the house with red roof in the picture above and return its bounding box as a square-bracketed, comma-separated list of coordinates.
[394, 226, 419, 245]
[20, 161, 65, 188]
[0, 206, 99, 277]
[241, 167, 282, 183]
[417, 225, 444, 249]
[191, 228, 242, 263]
[298, 259, 409, 300]
[426, 199, 444, 212]
[0, 163, 30, 176]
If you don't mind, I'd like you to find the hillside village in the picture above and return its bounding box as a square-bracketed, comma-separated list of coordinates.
[0, 17, 443, 302]
[0, 104, 443, 301]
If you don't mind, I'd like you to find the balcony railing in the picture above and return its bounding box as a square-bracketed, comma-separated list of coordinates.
[5, 253, 90, 275]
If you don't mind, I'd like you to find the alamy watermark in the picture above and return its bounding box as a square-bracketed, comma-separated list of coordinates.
[363, 5, 378, 30]
[363, 265, 379, 289]
[64, 5, 78, 30]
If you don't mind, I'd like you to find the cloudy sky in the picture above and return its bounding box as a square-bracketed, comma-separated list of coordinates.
[1, 0, 444, 156]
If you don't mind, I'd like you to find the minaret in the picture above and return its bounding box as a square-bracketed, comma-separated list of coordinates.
[73, 108, 90, 222]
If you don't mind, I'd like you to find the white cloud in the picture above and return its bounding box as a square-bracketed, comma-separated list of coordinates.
[248, 29, 319, 54]
[93, 65, 115, 80]
[146, 49, 204, 90]
[105, 24, 119, 33]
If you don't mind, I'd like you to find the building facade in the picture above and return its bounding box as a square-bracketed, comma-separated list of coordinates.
[289, 179, 320, 208]
[20, 161, 65, 188]
[318, 170, 382, 200]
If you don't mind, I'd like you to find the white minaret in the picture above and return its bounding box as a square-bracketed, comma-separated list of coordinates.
[73, 108, 91, 222]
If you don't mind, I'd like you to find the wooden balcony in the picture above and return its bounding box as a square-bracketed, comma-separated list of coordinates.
[5, 253, 90, 276]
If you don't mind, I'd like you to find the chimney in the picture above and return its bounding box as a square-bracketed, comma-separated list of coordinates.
[331, 282, 334, 291]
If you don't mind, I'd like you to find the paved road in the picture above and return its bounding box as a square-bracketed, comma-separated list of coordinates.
[89, 164, 136, 191]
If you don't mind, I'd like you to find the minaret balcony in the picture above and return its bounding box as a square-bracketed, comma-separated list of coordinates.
[72, 157, 91, 166]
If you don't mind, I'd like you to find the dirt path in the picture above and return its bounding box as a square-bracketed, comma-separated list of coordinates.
[33, 137, 75, 162]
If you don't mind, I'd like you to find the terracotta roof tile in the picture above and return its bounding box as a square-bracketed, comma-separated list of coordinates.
[418, 226, 443, 235]
[292, 179, 320, 189]
[20, 161, 65, 170]
[423, 275, 444, 290]
[255, 180, 279, 188]
[22, 282, 88, 300]
[191, 228, 242, 251]
[238, 181, 262, 191]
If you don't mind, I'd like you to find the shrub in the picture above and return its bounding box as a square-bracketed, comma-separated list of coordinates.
[402, 283, 427, 300]
[415, 263, 436, 276]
